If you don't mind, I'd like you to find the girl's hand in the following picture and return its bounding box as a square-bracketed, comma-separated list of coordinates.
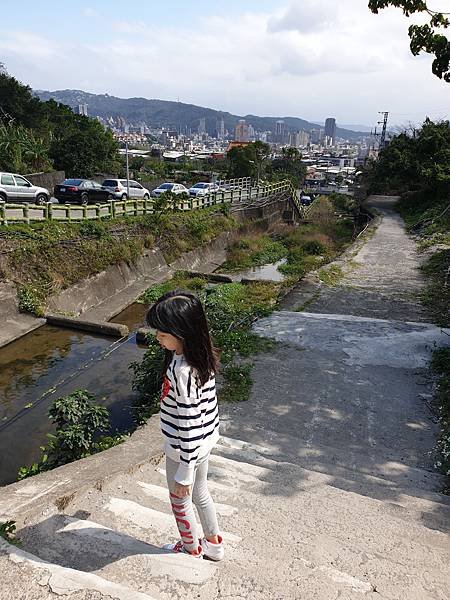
[173, 483, 192, 498]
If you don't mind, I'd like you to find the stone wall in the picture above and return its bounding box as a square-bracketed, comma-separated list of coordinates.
[25, 171, 65, 192]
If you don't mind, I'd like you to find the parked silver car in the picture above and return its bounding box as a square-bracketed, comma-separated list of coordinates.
[151, 183, 189, 197]
[188, 182, 220, 197]
[0, 172, 50, 204]
[101, 178, 150, 200]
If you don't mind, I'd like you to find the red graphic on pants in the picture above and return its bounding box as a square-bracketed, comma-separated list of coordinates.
[170, 492, 194, 544]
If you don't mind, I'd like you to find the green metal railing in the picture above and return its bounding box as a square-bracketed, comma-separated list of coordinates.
[0, 179, 304, 226]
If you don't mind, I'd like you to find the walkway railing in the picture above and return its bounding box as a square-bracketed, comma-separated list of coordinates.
[0, 179, 304, 225]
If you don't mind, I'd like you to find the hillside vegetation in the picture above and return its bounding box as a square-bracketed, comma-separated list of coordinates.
[0, 70, 120, 177]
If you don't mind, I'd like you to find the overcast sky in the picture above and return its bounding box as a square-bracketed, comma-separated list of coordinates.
[1, 0, 449, 128]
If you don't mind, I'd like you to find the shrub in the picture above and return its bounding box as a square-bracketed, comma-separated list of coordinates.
[430, 348, 450, 491]
[301, 240, 327, 255]
[17, 390, 122, 480]
[17, 284, 46, 317]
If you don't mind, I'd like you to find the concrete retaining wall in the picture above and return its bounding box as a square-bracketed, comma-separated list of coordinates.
[0, 281, 46, 349]
[47, 233, 232, 320]
[0, 196, 292, 347]
[47, 248, 170, 316]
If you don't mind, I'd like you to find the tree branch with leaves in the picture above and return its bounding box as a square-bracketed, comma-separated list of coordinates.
[369, 0, 450, 81]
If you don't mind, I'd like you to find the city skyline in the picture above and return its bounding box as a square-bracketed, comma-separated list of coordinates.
[1, 0, 449, 127]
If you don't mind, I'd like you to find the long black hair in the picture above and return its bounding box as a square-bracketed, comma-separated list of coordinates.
[146, 290, 219, 386]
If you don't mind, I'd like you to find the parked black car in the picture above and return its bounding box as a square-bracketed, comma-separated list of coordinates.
[54, 179, 113, 204]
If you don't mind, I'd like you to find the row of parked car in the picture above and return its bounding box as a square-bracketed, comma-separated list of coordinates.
[0, 172, 224, 205]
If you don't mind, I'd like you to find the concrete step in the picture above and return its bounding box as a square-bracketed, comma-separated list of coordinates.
[217, 428, 449, 503]
[211, 437, 450, 534]
[0, 538, 158, 599]
[16, 511, 217, 596]
[13, 481, 378, 599]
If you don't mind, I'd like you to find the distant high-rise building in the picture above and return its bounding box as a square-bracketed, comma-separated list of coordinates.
[324, 118, 336, 144]
[248, 124, 255, 140]
[77, 103, 88, 116]
[290, 130, 309, 148]
[273, 120, 289, 144]
[310, 128, 324, 144]
[198, 117, 206, 135]
[219, 117, 225, 139]
[235, 119, 249, 142]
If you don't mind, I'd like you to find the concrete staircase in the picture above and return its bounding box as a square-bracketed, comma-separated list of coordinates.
[1, 428, 449, 600]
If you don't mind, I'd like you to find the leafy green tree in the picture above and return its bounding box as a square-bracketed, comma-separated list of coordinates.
[0, 72, 46, 131]
[227, 141, 271, 179]
[270, 147, 307, 187]
[363, 118, 450, 197]
[369, 1, 450, 81]
[0, 71, 120, 176]
[0, 122, 52, 173]
[50, 114, 120, 177]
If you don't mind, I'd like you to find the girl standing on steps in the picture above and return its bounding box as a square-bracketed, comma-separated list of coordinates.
[146, 290, 224, 560]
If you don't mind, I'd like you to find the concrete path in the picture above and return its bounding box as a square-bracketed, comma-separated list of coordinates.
[280, 195, 431, 321]
[1, 195, 449, 599]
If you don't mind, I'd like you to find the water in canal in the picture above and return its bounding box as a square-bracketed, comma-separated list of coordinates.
[0, 303, 148, 487]
[227, 259, 287, 283]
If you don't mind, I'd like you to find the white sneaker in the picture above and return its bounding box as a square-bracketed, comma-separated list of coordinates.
[201, 535, 224, 561]
[163, 540, 203, 558]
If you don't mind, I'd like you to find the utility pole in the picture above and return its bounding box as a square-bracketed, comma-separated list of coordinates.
[378, 111, 389, 149]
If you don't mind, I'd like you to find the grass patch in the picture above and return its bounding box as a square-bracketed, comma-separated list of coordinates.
[221, 200, 355, 287]
[318, 265, 344, 286]
[420, 249, 450, 327]
[218, 364, 253, 403]
[430, 348, 450, 493]
[397, 191, 450, 245]
[221, 234, 287, 271]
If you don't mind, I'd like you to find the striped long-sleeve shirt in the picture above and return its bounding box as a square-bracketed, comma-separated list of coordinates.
[160, 354, 220, 485]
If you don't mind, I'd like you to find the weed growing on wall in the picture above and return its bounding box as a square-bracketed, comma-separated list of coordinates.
[0, 521, 19, 545]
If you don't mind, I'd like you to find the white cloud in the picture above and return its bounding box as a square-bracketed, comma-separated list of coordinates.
[1, 1, 449, 125]
[268, 1, 338, 33]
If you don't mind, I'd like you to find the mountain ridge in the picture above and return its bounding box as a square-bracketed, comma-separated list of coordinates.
[34, 89, 366, 140]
